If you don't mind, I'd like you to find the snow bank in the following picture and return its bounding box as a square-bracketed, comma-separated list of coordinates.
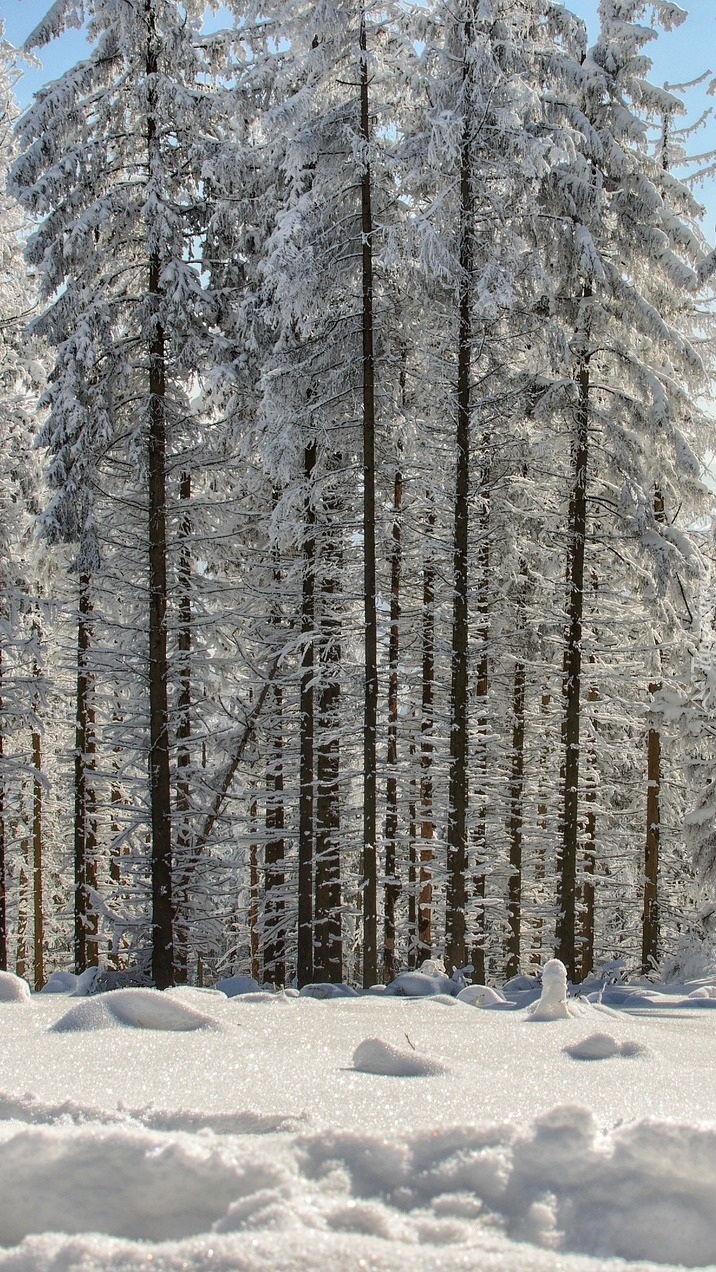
[352, 1037, 448, 1077]
[50, 988, 219, 1033]
[563, 1032, 648, 1060]
[40, 970, 78, 994]
[457, 984, 507, 1008]
[299, 982, 359, 999]
[0, 971, 31, 1003]
[215, 974, 261, 997]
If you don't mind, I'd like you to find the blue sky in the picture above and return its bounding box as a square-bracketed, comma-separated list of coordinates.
[3, 0, 716, 227]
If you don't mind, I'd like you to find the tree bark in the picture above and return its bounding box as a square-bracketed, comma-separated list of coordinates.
[314, 513, 342, 983]
[642, 488, 665, 974]
[419, 498, 436, 960]
[174, 469, 192, 984]
[146, 11, 174, 988]
[446, 11, 474, 973]
[557, 287, 592, 978]
[0, 644, 6, 971]
[74, 571, 98, 973]
[359, 3, 379, 988]
[264, 523, 285, 987]
[505, 657, 526, 980]
[383, 463, 402, 981]
[298, 442, 316, 987]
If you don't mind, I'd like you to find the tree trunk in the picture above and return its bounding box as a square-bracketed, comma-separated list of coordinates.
[642, 489, 665, 974]
[314, 514, 342, 983]
[249, 785, 260, 982]
[445, 14, 474, 973]
[74, 571, 98, 973]
[174, 469, 192, 984]
[359, 4, 379, 988]
[264, 525, 285, 987]
[577, 669, 598, 983]
[298, 442, 316, 987]
[470, 500, 490, 985]
[505, 657, 526, 980]
[419, 498, 436, 960]
[16, 843, 29, 980]
[0, 644, 6, 971]
[146, 14, 174, 988]
[383, 464, 402, 981]
[557, 287, 592, 979]
[32, 728, 44, 990]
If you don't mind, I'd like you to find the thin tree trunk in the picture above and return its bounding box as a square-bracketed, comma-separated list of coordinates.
[446, 14, 474, 973]
[643, 489, 665, 974]
[577, 668, 598, 983]
[32, 732, 44, 989]
[359, 4, 378, 987]
[0, 644, 6, 971]
[470, 503, 490, 985]
[74, 571, 98, 973]
[407, 735, 417, 969]
[383, 463, 402, 981]
[505, 658, 526, 980]
[264, 522, 285, 987]
[314, 516, 342, 983]
[298, 442, 316, 987]
[419, 498, 436, 960]
[174, 470, 192, 984]
[557, 286, 592, 979]
[249, 785, 260, 983]
[146, 11, 174, 988]
[531, 690, 551, 967]
[16, 842, 29, 980]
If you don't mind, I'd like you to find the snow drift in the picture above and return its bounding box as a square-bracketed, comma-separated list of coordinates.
[352, 1037, 447, 1077]
[50, 988, 219, 1032]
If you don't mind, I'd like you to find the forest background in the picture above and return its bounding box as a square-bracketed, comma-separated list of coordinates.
[2, 0, 716, 995]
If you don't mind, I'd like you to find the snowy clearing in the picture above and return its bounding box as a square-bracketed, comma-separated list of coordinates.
[3, 982, 716, 1269]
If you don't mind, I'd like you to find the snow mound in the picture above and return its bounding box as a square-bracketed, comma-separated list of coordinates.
[352, 1037, 447, 1077]
[0, 1123, 251, 1245]
[528, 959, 570, 1021]
[0, 1090, 305, 1136]
[563, 1032, 648, 1060]
[40, 970, 78, 994]
[215, 974, 261, 997]
[384, 970, 451, 997]
[299, 982, 359, 999]
[51, 988, 219, 1033]
[457, 983, 507, 1008]
[0, 971, 31, 1003]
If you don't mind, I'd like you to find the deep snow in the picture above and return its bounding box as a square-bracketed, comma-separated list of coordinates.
[3, 973, 716, 1269]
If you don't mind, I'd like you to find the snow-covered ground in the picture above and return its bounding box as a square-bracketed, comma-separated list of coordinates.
[3, 969, 716, 1270]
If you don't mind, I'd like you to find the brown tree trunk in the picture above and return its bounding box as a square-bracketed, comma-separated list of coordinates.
[505, 658, 526, 980]
[174, 470, 192, 984]
[577, 671, 598, 983]
[470, 500, 490, 985]
[314, 515, 342, 983]
[383, 464, 402, 981]
[359, 4, 378, 987]
[74, 572, 98, 973]
[446, 13, 474, 973]
[0, 645, 6, 971]
[32, 735, 44, 989]
[16, 842, 29, 980]
[146, 12, 174, 988]
[264, 525, 285, 987]
[418, 498, 436, 960]
[557, 287, 592, 979]
[248, 786, 260, 983]
[642, 489, 665, 974]
[298, 442, 316, 987]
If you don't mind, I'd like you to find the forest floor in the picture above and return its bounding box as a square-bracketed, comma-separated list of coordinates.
[2, 974, 716, 1270]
